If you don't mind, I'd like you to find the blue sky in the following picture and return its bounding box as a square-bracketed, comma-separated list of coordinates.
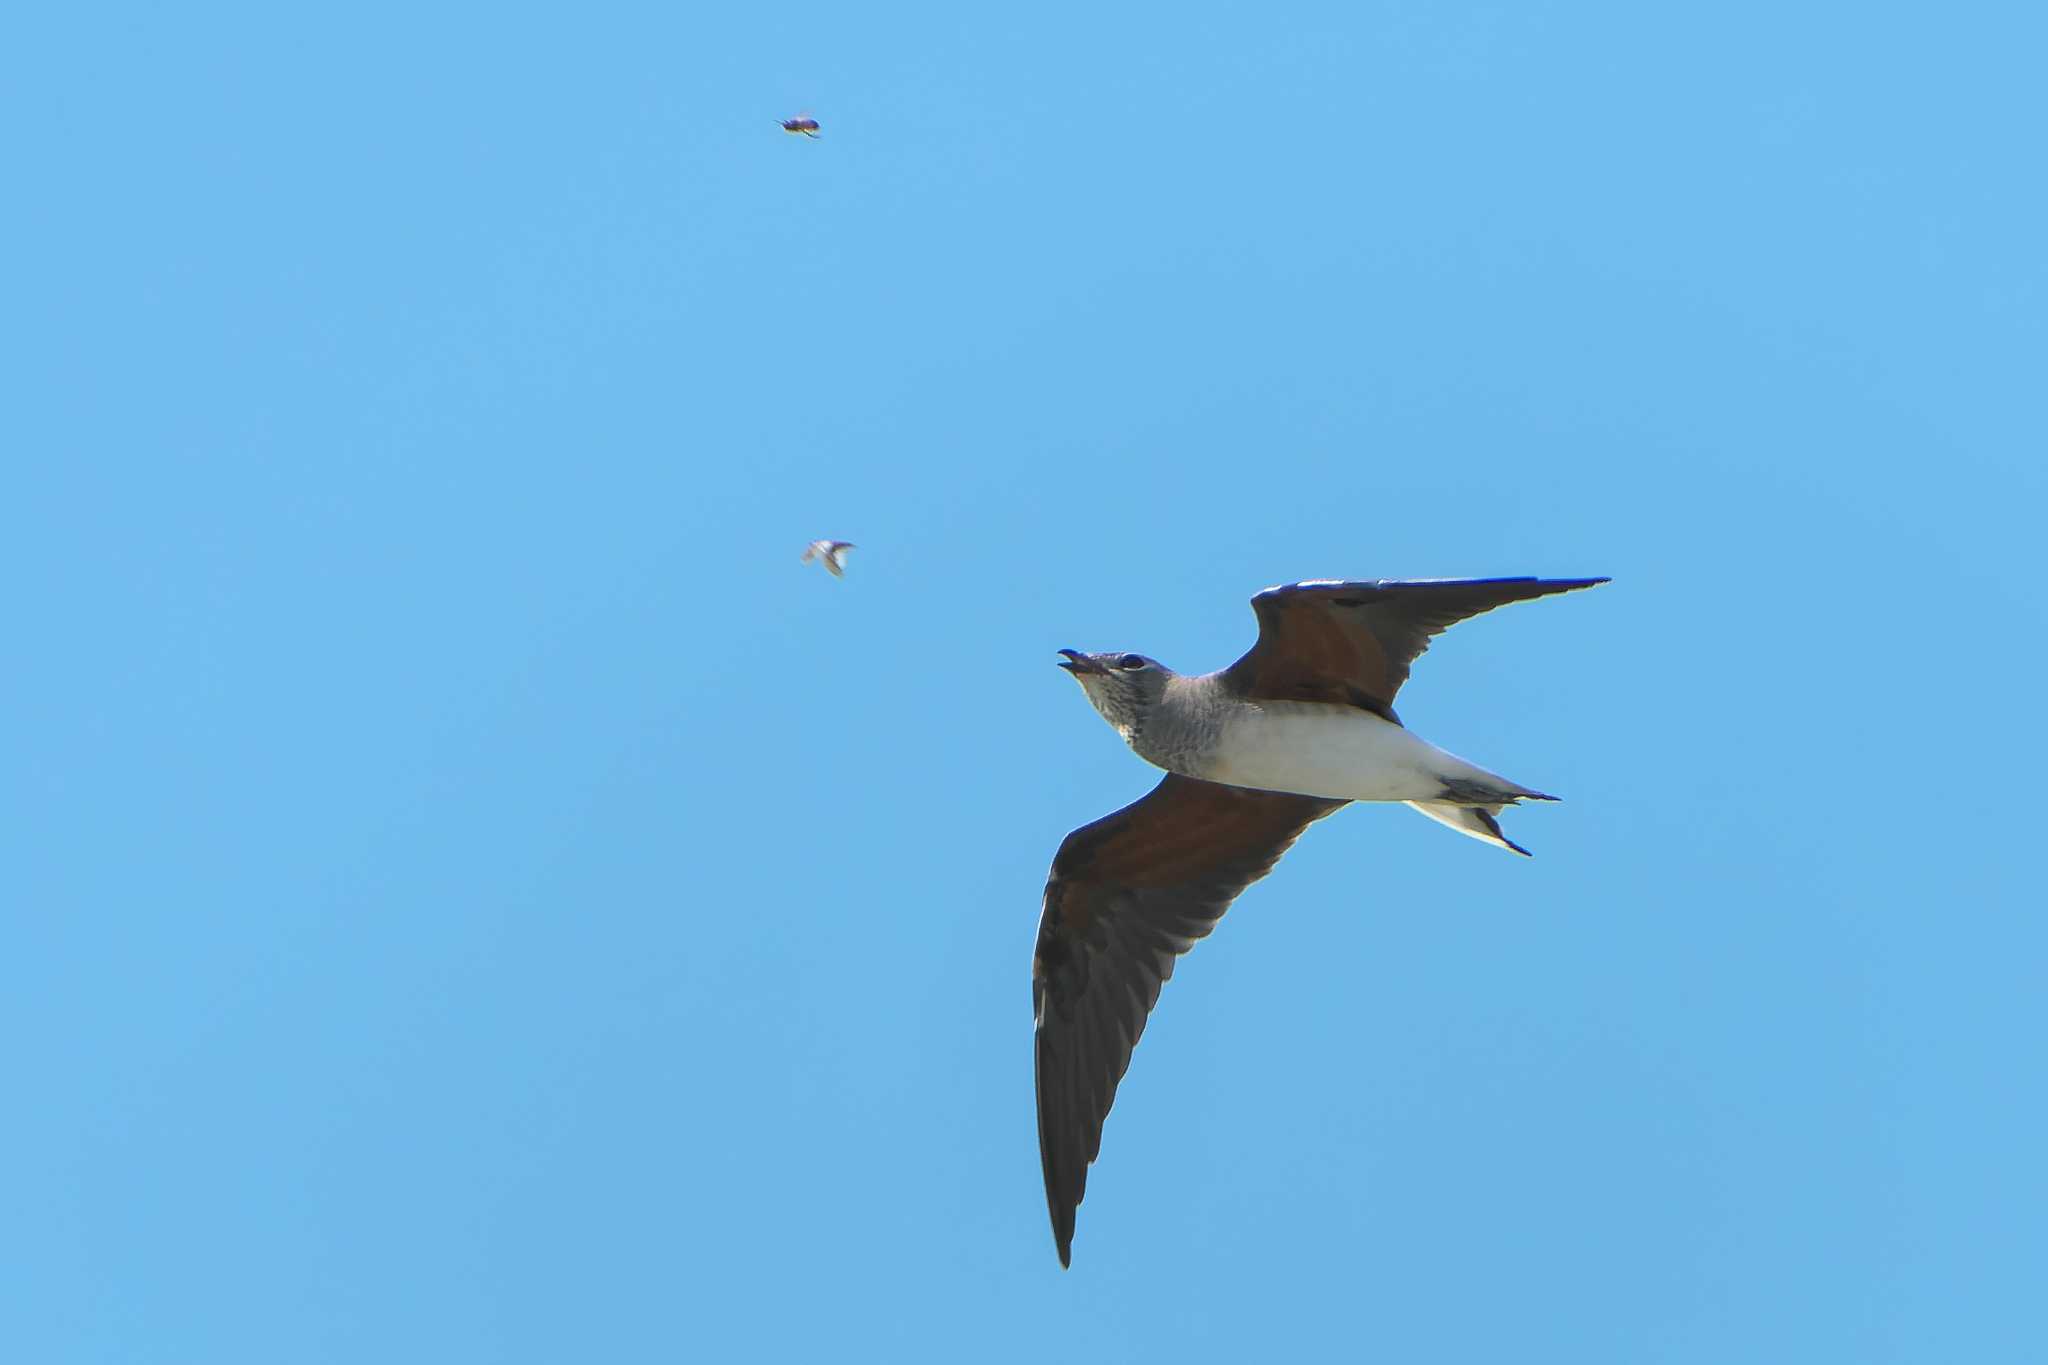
[7, 1, 2045, 1359]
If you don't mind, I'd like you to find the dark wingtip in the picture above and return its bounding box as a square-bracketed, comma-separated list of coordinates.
[1506, 839, 1533, 857]
[1050, 1208, 1075, 1267]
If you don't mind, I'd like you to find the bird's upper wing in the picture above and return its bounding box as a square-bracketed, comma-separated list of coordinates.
[1033, 773, 1344, 1267]
[1217, 577, 1609, 715]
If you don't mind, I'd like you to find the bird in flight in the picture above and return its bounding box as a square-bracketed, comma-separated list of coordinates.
[799, 539, 854, 577]
[1033, 575, 1608, 1266]
[779, 114, 821, 138]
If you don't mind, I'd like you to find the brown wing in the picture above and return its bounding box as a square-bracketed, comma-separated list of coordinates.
[1032, 774, 1344, 1267]
[1218, 577, 1610, 715]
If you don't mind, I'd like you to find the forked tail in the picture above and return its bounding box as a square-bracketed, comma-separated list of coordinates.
[1406, 788, 1557, 857]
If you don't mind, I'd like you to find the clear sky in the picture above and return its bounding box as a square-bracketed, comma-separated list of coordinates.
[7, 2, 2045, 1360]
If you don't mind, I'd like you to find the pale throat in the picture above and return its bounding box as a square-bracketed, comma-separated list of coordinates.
[1086, 692, 1140, 744]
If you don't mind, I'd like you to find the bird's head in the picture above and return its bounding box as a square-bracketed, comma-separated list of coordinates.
[1057, 649, 1173, 740]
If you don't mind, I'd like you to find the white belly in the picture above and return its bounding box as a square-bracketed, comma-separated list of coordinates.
[1202, 702, 1494, 803]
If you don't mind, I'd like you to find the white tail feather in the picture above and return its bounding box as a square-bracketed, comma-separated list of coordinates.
[1404, 800, 1531, 856]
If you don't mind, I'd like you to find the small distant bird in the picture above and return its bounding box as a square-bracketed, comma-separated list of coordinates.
[779, 115, 821, 138]
[1034, 575, 1608, 1266]
[800, 539, 854, 577]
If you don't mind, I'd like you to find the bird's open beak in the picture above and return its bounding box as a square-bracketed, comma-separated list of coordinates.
[1057, 649, 1103, 675]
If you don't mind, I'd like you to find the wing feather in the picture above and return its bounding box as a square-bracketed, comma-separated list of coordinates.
[1032, 774, 1343, 1266]
[1218, 576, 1609, 712]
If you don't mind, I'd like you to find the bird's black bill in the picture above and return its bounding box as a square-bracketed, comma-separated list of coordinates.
[1056, 649, 1103, 675]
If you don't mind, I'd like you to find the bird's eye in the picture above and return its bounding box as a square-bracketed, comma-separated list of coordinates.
[1118, 654, 1146, 670]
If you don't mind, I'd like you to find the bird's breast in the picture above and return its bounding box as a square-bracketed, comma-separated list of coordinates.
[1200, 702, 1454, 802]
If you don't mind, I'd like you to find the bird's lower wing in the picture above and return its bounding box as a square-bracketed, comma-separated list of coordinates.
[1032, 774, 1344, 1266]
